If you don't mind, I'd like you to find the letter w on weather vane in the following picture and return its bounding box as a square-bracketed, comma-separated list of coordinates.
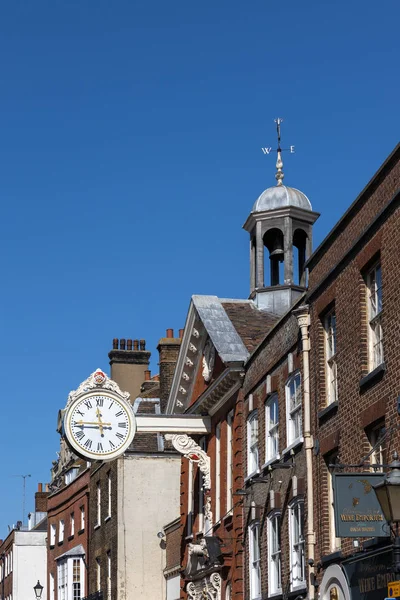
[261, 117, 295, 155]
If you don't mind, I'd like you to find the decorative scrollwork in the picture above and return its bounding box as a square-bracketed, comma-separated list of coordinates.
[67, 368, 130, 406]
[165, 434, 211, 490]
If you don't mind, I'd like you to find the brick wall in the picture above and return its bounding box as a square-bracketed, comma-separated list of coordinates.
[308, 146, 400, 582]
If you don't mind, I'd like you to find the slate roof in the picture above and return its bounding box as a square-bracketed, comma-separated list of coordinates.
[192, 296, 250, 363]
[221, 301, 278, 353]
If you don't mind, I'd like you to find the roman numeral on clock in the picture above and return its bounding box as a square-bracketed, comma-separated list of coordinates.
[76, 410, 84, 417]
[108, 401, 114, 409]
[76, 431, 85, 440]
[84, 400, 92, 409]
[84, 439, 92, 449]
[109, 441, 115, 449]
[116, 432, 124, 440]
[118, 422, 126, 428]
[115, 411, 124, 417]
[96, 398, 104, 407]
[97, 443, 103, 452]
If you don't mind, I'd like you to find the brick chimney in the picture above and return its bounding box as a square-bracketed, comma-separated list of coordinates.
[35, 483, 50, 513]
[157, 329, 182, 412]
[109, 338, 151, 401]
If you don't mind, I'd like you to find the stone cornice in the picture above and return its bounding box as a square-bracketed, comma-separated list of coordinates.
[187, 367, 244, 416]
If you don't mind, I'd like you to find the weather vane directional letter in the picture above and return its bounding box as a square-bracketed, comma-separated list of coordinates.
[261, 118, 295, 186]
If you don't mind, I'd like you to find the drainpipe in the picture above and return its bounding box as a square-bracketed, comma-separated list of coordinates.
[294, 305, 315, 600]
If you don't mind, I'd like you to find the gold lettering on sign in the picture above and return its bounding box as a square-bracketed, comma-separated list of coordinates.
[359, 577, 376, 593]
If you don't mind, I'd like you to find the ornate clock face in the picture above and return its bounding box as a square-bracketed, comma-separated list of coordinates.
[64, 391, 136, 461]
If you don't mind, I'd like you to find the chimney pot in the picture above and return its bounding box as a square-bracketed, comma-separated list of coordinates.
[133, 340, 139, 350]
[179, 329, 184, 338]
[145, 369, 151, 381]
[38, 483, 43, 492]
[140, 339, 146, 350]
[120, 338, 126, 350]
[166, 329, 174, 338]
[112, 338, 119, 350]
[127, 339, 133, 351]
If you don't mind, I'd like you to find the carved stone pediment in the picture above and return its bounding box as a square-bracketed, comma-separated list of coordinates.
[66, 368, 130, 407]
[186, 572, 222, 600]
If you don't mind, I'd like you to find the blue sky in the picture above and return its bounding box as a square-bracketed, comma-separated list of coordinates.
[0, 0, 398, 533]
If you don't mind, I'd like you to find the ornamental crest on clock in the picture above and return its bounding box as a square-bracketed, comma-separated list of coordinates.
[63, 369, 137, 462]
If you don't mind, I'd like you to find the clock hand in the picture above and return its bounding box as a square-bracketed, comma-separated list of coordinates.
[96, 407, 106, 437]
[75, 420, 112, 427]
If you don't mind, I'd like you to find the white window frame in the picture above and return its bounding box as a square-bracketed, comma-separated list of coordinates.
[226, 410, 234, 514]
[96, 557, 101, 591]
[80, 506, 85, 532]
[96, 481, 101, 526]
[59, 519, 64, 543]
[215, 423, 221, 523]
[187, 459, 194, 537]
[265, 394, 279, 464]
[107, 471, 112, 519]
[247, 411, 259, 477]
[327, 462, 341, 553]
[50, 572, 55, 600]
[324, 310, 338, 404]
[50, 523, 56, 546]
[285, 372, 302, 449]
[225, 582, 231, 600]
[367, 262, 383, 370]
[65, 468, 79, 486]
[249, 521, 261, 600]
[57, 556, 85, 600]
[367, 421, 386, 471]
[289, 499, 305, 591]
[70, 512, 75, 537]
[268, 511, 282, 595]
[107, 551, 111, 600]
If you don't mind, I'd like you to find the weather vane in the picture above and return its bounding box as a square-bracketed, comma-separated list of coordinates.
[261, 118, 295, 186]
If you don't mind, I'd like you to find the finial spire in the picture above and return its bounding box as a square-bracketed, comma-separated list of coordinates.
[274, 118, 284, 186]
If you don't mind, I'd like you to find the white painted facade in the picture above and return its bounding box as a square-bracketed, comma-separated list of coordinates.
[116, 454, 180, 600]
[12, 531, 47, 600]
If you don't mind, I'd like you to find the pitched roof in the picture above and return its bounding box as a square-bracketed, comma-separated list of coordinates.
[221, 301, 278, 353]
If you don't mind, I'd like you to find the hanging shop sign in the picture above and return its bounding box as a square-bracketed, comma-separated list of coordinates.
[343, 546, 394, 600]
[333, 473, 389, 537]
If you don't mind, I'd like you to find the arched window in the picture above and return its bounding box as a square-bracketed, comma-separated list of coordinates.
[247, 411, 259, 476]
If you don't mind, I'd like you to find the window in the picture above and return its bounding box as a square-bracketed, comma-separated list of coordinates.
[65, 468, 79, 486]
[107, 471, 112, 519]
[367, 263, 383, 370]
[57, 557, 84, 600]
[73, 559, 81, 600]
[326, 454, 340, 553]
[324, 310, 338, 404]
[96, 557, 101, 591]
[226, 410, 234, 514]
[187, 459, 194, 536]
[249, 522, 261, 600]
[50, 524, 56, 546]
[289, 500, 305, 590]
[59, 520, 64, 543]
[80, 506, 85, 531]
[70, 513, 75, 537]
[286, 373, 302, 446]
[96, 481, 101, 526]
[367, 421, 386, 471]
[247, 411, 259, 476]
[268, 512, 281, 594]
[215, 423, 221, 522]
[57, 560, 67, 600]
[265, 394, 279, 462]
[50, 573, 55, 600]
[107, 551, 111, 600]
[225, 582, 231, 600]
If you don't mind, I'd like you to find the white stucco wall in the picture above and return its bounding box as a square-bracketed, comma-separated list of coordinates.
[13, 531, 47, 600]
[117, 454, 180, 600]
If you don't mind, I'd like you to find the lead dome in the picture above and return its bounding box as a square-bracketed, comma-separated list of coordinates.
[252, 185, 312, 213]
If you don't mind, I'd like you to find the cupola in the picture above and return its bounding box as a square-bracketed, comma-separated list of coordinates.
[243, 120, 320, 315]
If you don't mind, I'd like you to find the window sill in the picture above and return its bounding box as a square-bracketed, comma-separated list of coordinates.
[245, 469, 260, 485]
[94, 524, 101, 530]
[104, 515, 111, 523]
[68, 535, 74, 541]
[262, 455, 281, 470]
[266, 591, 283, 599]
[360, 363, 386, 391]
[318, 401, 338, 422]
[57, 540, 64, 546]
[77, 528, 85, 536]
[49, 544, 55, 550]
[282, 437, 304, 456]
[184, 534, 194, 542]
[223, 510, 233, 524]
[288, 585, 307, 597]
